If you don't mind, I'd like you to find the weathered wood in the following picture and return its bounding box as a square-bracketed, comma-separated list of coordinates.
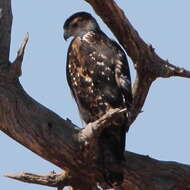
[0, 0, 190, 190]
[4, 152, 190, 190]
[84, 0, 190, 125]
[0, 0, 12, 63]
[4, 171, 71, 188]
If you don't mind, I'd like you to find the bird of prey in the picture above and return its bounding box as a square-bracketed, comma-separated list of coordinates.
[64, 12, 132, 183]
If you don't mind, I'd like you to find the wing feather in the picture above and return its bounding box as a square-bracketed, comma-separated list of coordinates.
[112, 41, 132, 108]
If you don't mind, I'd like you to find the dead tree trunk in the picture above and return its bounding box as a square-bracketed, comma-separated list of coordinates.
[1, 0, 190, 190]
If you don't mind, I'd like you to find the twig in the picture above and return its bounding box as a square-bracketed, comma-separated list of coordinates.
[163, 63, 190, 78]
[78, 108, 127, 142]
[4, 171, 71, 189]
[11, 32, 29, 77]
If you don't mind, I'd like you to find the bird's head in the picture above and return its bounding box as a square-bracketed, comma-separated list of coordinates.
[63, 12, 100, 40]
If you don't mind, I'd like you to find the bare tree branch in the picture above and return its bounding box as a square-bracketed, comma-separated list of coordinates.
[84, 0, 190, 78]
[0, 0, 190, 190]
[4, 171, 100, 190]
[1, 67, 190, 190]
[10, 33, 29, 77]
[0, 0, 12, 63]
[4, 152, 190, 190]
[84, 0, 190, 125]
[79, 108, 127, 142]
[4, 171, 71, 189]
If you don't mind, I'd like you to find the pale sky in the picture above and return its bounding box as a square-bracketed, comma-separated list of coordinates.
[0, 1, 190, 189]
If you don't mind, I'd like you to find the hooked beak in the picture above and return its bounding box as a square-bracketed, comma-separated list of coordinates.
[63, 31, 70, 41]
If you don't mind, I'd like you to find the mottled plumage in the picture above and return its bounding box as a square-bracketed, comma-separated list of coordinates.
[64, 12, 132, 183]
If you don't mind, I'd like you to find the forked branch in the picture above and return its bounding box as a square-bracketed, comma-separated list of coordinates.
[4, 152, 190, 190]
[0, 0, 190, 190]
[78, 108, 127, 142]
[84, 0, 190, 125]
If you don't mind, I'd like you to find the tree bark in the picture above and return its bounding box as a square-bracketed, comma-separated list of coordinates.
[0, 0, 190, 190]
[84, 0, 190, 125]
[0, 0, 12, 63]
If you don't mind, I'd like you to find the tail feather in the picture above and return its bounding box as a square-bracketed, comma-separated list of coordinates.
[98, 121, 127, 186]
